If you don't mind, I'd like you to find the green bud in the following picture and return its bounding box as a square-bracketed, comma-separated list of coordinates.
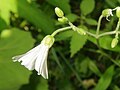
[111, 38, 118, 48]
[42, 35, 55, 48]
[102, 9, 113, 17]
[116, 7, 120, 18]
[77, 28, 86, 35]
[58, 17, 68, 23]
[55, 7, 64, 17]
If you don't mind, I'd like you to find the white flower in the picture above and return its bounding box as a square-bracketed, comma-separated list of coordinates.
[12, 35, 55, 79]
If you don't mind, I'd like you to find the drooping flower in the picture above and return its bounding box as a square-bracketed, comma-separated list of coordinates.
[12, 35, 55, 79]
[102, 9, 113, 21]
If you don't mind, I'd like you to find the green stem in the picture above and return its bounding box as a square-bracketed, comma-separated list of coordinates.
[51, 26, 72, 37]
[99, 50, 120, 67]
[98, 31, 116, 38]
[115, 18, 120, 32]
[57, 50, 82, 85]
[96, 15, 103, 37]
[85, 31, 96, 38]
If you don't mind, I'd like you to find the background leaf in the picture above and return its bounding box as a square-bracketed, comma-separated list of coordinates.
[0, 28, 35, 90]
[94, 65, 114, 90]
[47, 0, 71, 14]
[17, 0, 55, 34]
[88, 59, 102, 77]
[80, 0, 95, 15]
[85, 18, 97, 25]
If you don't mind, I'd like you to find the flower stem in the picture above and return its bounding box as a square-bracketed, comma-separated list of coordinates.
[115, 18, 120, 32]
[98, 31, 116, 38]
[85, 31, 96, 38]
[96, 15, 103, 37]
[51, 26, 72, 37]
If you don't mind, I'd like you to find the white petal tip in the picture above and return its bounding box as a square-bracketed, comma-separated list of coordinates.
[37, 73, 48, 79]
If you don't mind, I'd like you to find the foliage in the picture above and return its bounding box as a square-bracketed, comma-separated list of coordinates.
[0, 0, 120, 90]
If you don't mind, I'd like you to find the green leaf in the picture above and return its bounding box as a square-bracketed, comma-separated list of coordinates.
[47, 0, 71, 14]
[70, 32, 87, 57]
[85, 18, 97, 25]
[0, 18, 7, 32]
[0, 0, 17, 25]
[36, 78, 48, 90]
[75, 57, 89, 74]
[88, 35, 120, 52]
[105, 0, 117, 8]
[56, 77, 74, 90]
[66, 13, 79, 22]
[80, 0, 95, 15]
[112, 85, 120, 90]
[0, 28, 35, 90]
[17, 0, 55, 34]
[88, 60, 102, 77]
[55, 30, 73, 41]
[94, 65, 114, 90]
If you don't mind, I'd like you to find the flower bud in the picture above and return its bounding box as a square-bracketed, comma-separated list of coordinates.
[111, 38, 118, 48]
[42, 35, 55, 48]
[102, 9, 113, 17]
[55, 7, 64, 17]
[58, 17, 68, 23]
[77, 28, 86, 35]
[116, 7, 120, 18]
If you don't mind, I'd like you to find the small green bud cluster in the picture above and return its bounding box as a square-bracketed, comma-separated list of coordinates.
[58, 17, 68, 23]
[55, 7, 64, 17]
[55, 7, 68, 23]
[55, 7, 86, 35]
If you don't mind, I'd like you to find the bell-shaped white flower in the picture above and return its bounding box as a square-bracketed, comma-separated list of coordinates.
[12, 35, 55, 79]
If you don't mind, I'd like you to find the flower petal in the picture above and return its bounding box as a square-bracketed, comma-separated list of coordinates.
[35, 44, 49, 79]
[12, 44, 42, 70]
[40, 57, 48, 79]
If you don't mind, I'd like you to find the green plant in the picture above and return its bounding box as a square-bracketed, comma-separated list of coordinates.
[1, 0, 120, 90]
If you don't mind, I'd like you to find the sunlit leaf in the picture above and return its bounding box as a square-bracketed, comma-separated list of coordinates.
[0, 0, 17, 25]
[0, 28, 35, 90]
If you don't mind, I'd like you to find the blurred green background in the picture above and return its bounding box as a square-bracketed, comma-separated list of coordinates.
[0, 0, 120, 90]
